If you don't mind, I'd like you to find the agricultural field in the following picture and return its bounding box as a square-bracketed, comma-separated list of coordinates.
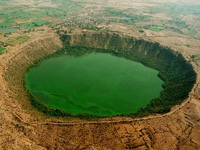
[0, 47, 6, 54]
[6, 36, 29, 45]
[20, 19, 49, 29]
[0, 0, 199, 40]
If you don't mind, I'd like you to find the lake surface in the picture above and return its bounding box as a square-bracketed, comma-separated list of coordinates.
[25, 53, 163, 116]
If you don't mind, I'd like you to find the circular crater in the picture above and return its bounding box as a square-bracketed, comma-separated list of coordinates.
[24, 33, 196, 118]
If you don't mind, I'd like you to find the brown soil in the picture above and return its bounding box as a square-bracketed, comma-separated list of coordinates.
[1, 29, 200, 150]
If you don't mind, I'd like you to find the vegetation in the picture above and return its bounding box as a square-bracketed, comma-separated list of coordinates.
[139, 30, 144, 33]
[40, 4, 82, 19]
[6, 36, 29, 45]
[0, 1, 198, 40]
[168, 20, 188, 28]
[187, 28, 197, 35]
[20, 19, 48, 29]
[25, 34, 196, 119]
[0, 0, 82, 30]
[143, 25, 163, 32]
[104, 7, 151, 24]
[0, 10, 45, 22]
[167, 27, 183, 34]
[0, 47, 6, 54]
[0, 22, 12, 28]
[148, 3, 200, 15]
[190, 55, 198, 62]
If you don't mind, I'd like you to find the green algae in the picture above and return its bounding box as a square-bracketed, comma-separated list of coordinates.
[25, 53, 163, 116]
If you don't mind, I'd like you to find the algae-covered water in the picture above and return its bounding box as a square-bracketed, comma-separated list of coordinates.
[25, 53, 163, 116]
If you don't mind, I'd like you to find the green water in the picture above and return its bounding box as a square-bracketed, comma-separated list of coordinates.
[25, 53, 163, 116]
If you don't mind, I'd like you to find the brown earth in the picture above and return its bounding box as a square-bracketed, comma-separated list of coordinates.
[1, 29, 200, 150]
